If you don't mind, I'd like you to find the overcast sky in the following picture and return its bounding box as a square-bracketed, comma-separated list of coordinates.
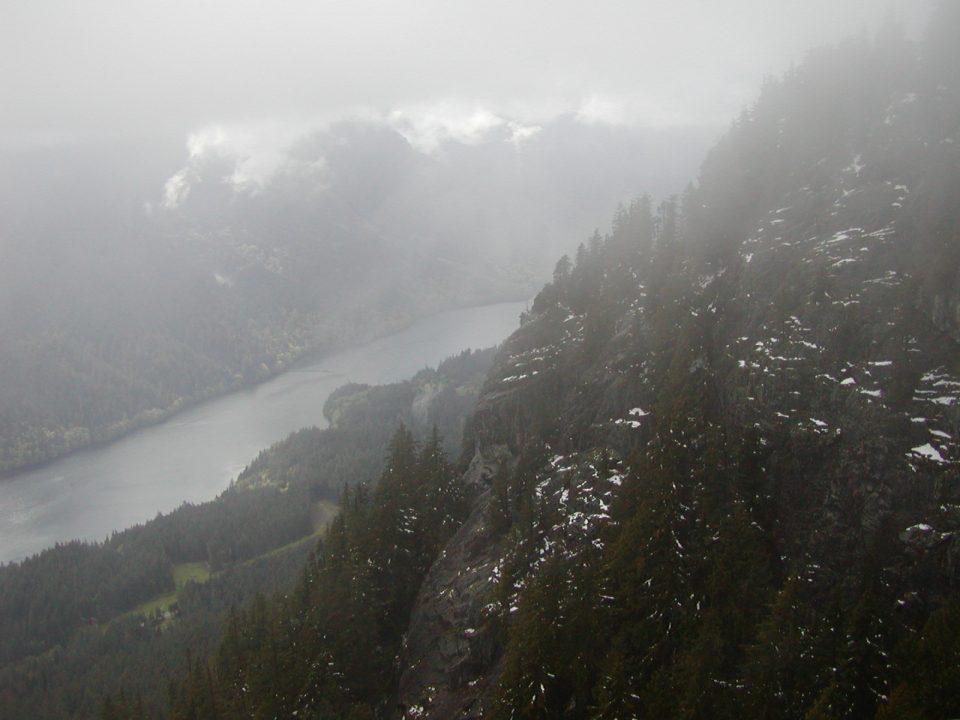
[1, 0, 932, 146]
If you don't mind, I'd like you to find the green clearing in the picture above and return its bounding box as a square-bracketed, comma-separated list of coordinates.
[127, 500, 340, 620]
[129, 562, 211, 618]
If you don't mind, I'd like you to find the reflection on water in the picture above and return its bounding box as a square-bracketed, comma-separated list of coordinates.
[0, 301, 525, 564]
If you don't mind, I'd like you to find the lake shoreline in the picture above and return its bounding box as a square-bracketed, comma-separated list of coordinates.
[0, 294, 532, 482]
[0, 299, 528, 564]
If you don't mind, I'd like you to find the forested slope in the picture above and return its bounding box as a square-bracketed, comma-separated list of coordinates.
[398, 11, 960, 718]
[162, 9, 960, 719]
[0, 348, 496, 719]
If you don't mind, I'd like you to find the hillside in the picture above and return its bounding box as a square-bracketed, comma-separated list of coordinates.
[398, 13, 960, 719]
[0, 348, 496, 720]
[162, 10, 960, 720]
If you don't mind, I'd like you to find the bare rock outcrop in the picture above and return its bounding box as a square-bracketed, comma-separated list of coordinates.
[397, 444, 514, 720]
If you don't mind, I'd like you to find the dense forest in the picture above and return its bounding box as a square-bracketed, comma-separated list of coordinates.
[433, 8, 959, 717]
[0, 348, 495, 719]
[96, 7, 960, 719]
[168, 425, 466, 720]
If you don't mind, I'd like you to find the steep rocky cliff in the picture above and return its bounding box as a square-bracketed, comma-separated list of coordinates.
[398, 18, 960, 719]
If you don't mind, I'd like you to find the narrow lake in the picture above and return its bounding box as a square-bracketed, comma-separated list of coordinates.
[0, 301, 526, 564]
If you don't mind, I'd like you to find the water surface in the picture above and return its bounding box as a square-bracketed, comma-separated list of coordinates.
[0, 301, 525, 564]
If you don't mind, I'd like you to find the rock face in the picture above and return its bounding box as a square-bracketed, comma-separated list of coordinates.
[398, 445, 513, 719]
[923, 278, 960, 342]
[396, 26, 960, 718]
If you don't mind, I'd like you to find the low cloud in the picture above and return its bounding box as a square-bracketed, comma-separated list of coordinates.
[575, 94, 697, 129]
[163, 120, 329, 205]
[507, 123, 542, 147]
[163, 168, 193, 209]
[1, 0, 932, 143]
[388, 105, 506, 154]
[160, 106, 551, 205]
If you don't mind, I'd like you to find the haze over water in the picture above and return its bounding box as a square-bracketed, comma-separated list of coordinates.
[0, 301, 525, 565]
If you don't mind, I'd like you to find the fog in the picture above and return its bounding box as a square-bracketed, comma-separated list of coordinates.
[0, 0, 938, 476]
[1, 0, 933, 261]
[1, 0, 931, 141]
[4, 3, 960, 714]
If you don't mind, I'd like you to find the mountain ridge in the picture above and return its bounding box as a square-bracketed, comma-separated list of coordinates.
[396, 13, 960, 718]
